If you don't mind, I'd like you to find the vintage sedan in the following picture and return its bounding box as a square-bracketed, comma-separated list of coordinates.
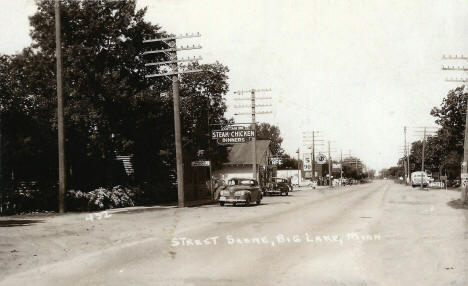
[217, 178, 262, 206]
[264, 177, 290, 196]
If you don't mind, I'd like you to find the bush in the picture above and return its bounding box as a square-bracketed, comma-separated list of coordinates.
[87, 186, 135, 210]
[4, 184, 144, 214]
[2, 182, 44, 214]
[66, 189, 90, 211]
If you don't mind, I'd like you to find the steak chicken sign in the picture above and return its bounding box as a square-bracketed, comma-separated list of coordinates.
[211, 125, 256, 144]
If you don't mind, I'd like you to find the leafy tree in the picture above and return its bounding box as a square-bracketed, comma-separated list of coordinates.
[1, 0, 232, 207]
[429, 85, 466, 178]
[278, 153, 299, 170]
[256, 123, 284, 155]
[179, 62, 231, 170]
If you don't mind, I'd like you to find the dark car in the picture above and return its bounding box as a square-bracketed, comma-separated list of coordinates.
[264, 177, 290, 196]
[216, 178, 262, 206]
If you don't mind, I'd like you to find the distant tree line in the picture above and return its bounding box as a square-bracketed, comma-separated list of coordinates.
[390, 85, 467, 180]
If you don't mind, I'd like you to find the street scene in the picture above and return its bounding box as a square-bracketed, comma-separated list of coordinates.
[2, 181, 468, 286]
[2, 0, 468, 285]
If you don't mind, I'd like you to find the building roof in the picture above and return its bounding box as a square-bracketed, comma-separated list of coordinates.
[225, 140, 271, 165]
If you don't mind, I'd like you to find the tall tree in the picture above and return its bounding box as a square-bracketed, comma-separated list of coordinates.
[429, 85, 467, 178]
[1, 0, 232, 199]
[256, 123, 284, 155]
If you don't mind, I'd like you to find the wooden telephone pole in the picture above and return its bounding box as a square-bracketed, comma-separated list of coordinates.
[302, 131, 323, 181]
[233, 89, 272, 181]
[404, 126, 408, 185]
[413, 127, 438, 190]
[143, 32, 202, 207]
[328, 141, 332, 187]
[55, 0, 66, 213]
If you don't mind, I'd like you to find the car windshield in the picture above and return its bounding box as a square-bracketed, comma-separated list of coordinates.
[229, 179, 255, 186]
[274, 178, 285, 182]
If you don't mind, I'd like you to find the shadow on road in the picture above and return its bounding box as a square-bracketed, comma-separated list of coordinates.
[0, 219, 44, 227]
[447, 199, 468, 210]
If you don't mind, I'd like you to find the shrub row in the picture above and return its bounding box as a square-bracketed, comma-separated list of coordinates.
[67, 186, 137, 211]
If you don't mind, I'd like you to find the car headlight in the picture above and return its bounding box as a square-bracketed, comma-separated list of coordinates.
[234, 190, 248, 196]
[220, 190, 230, 196]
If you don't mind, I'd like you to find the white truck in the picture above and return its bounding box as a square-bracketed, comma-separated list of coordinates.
[411, 171, 429, 188]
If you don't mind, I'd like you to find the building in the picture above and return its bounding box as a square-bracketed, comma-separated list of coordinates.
[213, 140, 276, 185]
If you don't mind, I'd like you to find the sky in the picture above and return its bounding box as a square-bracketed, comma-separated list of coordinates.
[2, 0, 468, 171]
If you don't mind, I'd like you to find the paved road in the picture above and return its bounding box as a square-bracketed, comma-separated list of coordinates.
[1, 181, 467, 285]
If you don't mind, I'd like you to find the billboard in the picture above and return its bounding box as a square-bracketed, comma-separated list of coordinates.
[211, 125, 255, 144]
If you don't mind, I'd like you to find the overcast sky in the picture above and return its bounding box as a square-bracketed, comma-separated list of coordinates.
[2, 0, 468, 171]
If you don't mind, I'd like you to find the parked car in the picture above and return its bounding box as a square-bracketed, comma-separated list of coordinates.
[264, 177, 290, 196]
[447, 179, 461, 188]
[216, 178, 262, 206]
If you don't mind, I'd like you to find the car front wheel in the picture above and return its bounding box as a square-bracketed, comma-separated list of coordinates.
[219, 202, 225, 206]
[245, 197, 251, 207]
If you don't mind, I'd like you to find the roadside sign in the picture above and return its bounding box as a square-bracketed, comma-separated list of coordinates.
[461, 173, 468, 179]
[269, 157, 283, 165]
[303, 154, 312, 171]
[191, 160, 210, 167]
[316, 153, 327, 165]
[211, 125, 255, 144]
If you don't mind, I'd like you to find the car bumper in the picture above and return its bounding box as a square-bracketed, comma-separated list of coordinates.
[219, 196, 248, 203]
[264, 190, 282, 194]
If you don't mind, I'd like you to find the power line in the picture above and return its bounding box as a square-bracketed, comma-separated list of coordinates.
[143, 32, 202, 208]
[233, 89, 272, 181]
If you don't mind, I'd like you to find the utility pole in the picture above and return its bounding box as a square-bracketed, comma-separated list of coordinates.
[407, 142, 410, 183]
[143, 32, 202, 207]
[233, 89, 272, 181]
[413, 127, 437, 190]
[421, 127, 426, 190]
[55, 0, 66, 213]
[297, 148, 300, 185]
[404, 126, 408, 185]
[302, 131, 323, 181]
[328, 141, 332, 187]
[250, 90, 257, 181]
[312, 131, 315, 181]
[340, 150, 343, 184]
[0, 112, 2, 215]
[442, 55, 468, 202]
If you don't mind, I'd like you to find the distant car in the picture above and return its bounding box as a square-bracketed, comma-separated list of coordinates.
[264, 177, 290, 196]
[447, 179, 461, 188]
[217, 178, 262, 206]
[411, 171, 429, 188]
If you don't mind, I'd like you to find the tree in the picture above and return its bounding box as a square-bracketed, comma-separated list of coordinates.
[278, 153, 299, 170]
[256, 123, 284, 155]
[429, 85, 467, 178]
[179, 62, 231, 170]
[1, 0, 232, 205]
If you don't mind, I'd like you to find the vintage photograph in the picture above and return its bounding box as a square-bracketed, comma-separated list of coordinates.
[1, 0, 468, 285]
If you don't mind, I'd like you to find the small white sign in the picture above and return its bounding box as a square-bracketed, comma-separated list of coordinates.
[192, 161, 211, 167]
[461, 173, 468, 179]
